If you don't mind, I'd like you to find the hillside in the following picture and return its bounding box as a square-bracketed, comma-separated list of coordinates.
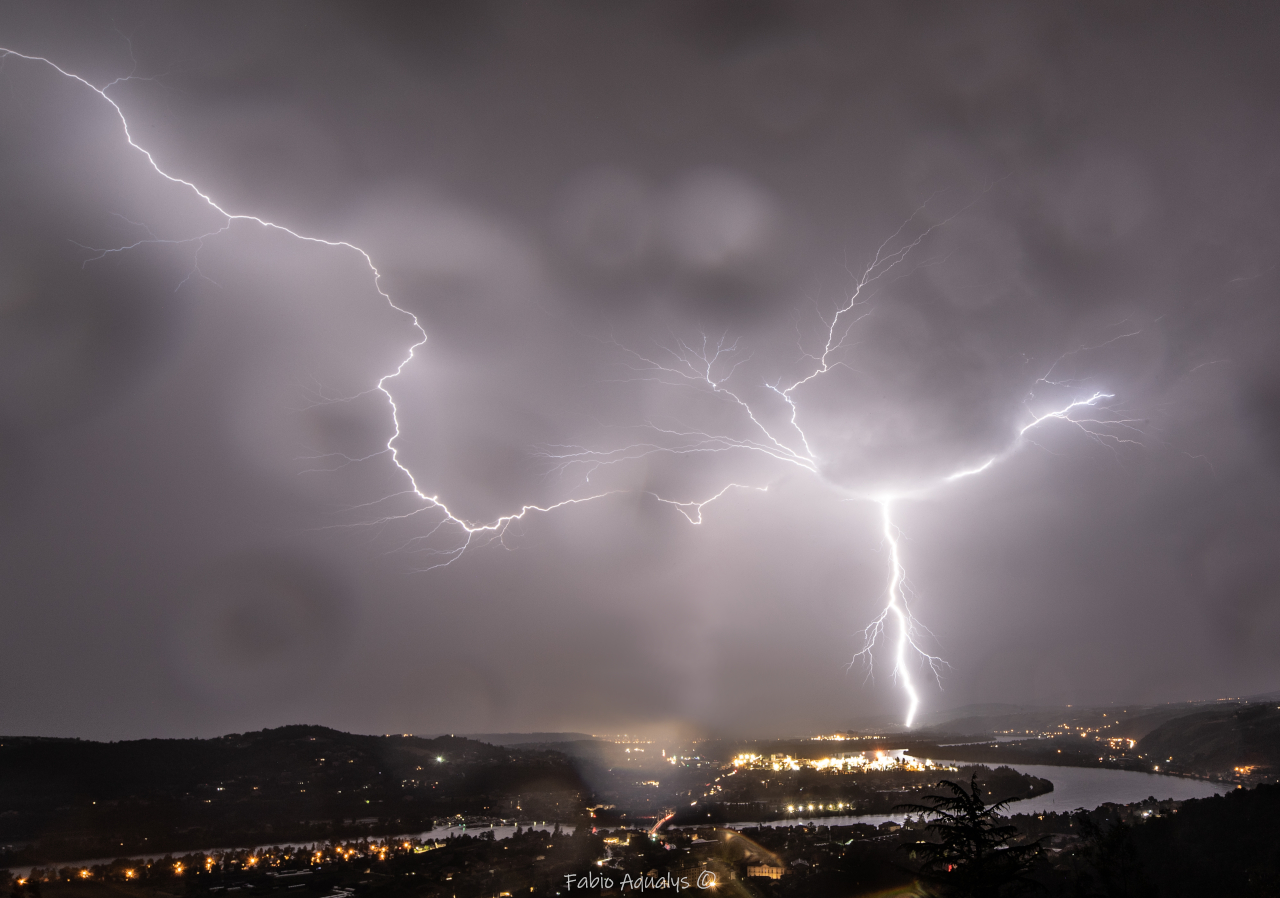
[1138, 703, 1280, 774]
[0, 726, 588, 864]
[463, 733, 597, 746]
[917, 700, 1248, 743]
[1122, 782, 1280, 896]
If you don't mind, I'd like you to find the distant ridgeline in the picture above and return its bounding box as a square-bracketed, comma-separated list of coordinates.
[3, 706, 1273, 868]
[0, 723, 1054, 865]
[906, 700, 1280, 781]
[460, 733, 596, 746]
[1137, 703, 1280, 777]
[0, 726, 587, 864]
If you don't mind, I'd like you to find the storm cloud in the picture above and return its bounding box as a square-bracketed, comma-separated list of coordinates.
[1, 2, 1278, 740]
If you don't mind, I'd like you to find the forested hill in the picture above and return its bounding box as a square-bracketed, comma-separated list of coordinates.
[1137, 703, 1280, 774]
[0, 726, 588, 862]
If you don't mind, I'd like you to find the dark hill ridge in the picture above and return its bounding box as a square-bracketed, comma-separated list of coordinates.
[463, 732, 597, 746]
[1138, 703, 1280, 774]
[0, 725, 589, 864]
[1122, 782, 1280, 896]
[2, 726, 516, 803]
[916, 701, 1249, 743]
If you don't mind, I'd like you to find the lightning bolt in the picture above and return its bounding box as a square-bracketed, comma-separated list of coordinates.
[543, 219, 1145, 726]
[4, 46, 1145, 722]
[0, 45, 644, 571]
[848, 500, 946, 728]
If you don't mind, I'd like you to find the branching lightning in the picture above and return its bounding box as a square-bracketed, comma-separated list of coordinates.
[4, 46, 1146, 725]
[849, 500, 947, 729]
[0, 45, 632, 572]
[540, 215, 1146, 727]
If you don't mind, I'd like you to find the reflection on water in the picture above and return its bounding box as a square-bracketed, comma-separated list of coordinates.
[733, 764, 1227, 830]
[10, 768, 1225, 875]
[997, 765, 1225, 815]
[403, 822, 573, 841]
[6, 824, 574, 878]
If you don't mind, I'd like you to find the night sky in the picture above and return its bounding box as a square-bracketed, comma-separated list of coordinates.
[2, 3, 1278, 741]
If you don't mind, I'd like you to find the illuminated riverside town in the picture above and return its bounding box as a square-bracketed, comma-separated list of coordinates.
[731, 748, 945, 772]
[4, 3, 1280, 897]
[2, 715, 1276, 897]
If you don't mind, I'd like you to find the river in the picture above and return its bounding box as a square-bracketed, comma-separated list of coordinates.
[739, 764, 1228, 830]
[7, 766, 1228, 874]
[5, 823, 569, 877]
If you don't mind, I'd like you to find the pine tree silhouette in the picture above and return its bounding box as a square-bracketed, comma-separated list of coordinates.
[897, 773, 1042, 897]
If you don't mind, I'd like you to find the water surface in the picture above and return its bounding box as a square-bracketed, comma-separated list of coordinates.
[734, 764, 1227, 830]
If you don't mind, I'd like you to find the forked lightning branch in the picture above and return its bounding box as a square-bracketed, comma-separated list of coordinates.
[0, 46, 1142, 727]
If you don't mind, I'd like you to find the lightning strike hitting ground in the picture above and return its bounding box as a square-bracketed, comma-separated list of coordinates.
[847, 501, 946, 729]
[3, 46, 1144, 725]
[543, 226, 1145, 726]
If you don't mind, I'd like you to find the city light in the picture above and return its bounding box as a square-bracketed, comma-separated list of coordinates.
[732, 748, 945, 773]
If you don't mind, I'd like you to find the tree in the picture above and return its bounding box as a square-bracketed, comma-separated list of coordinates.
[1069, 813, 1151, 898]
[896, 773, 1041, 897]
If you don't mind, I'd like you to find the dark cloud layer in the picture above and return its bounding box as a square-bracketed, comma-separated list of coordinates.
[1, 2, 1278, 740]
